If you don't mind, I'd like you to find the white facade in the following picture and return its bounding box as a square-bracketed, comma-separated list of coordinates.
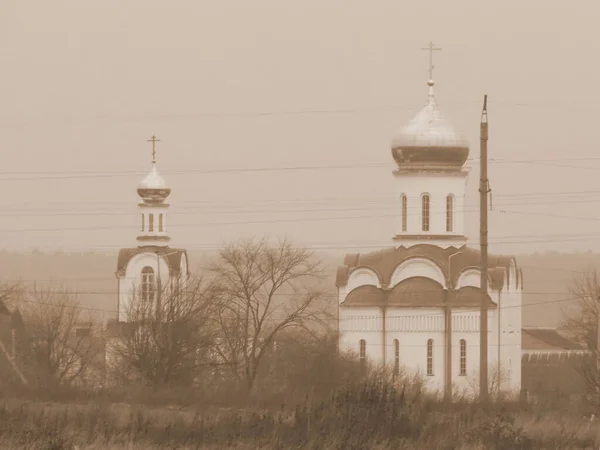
[337, 256, 523, 397]
[336, 77, 524, 398]
[392, 170, 469, 248]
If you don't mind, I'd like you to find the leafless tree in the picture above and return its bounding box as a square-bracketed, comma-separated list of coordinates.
[109, 275, 219, 388]
[464, 363, 512, 401]
[206, 237, 330, 393]
[21, 285, 100, 387]
[560, 269, 600, 349]
[553, 270, 600, 408]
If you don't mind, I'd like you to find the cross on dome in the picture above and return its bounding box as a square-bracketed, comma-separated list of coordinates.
[147, 135, 161, 164]
[421, 41, 442, 83]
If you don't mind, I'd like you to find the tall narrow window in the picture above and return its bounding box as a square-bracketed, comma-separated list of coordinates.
[393, 339, 400, 375]
[401, 194, 407, 232]
[159, 214, 164, 232]
[446, 194, 454, 232]
[149, 214, 154, 232]
[141, 266, 156, 306]
[459, 339, 467, 376]
[507, 357, 512, 380]
[359, 339, 366, 368]
[141, 214, 145, 232]
[426, 339, 434, 376]
[422, 194, 430, 232]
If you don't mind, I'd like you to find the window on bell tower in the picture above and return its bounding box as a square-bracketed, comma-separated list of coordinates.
[421, 194, 430, 232]
[446, 194, 454, 232]
[159, 214, 164, 232]
[141, 214, 145, 232]
[401, 194, 407, 232]
[149, 214, 154, 232]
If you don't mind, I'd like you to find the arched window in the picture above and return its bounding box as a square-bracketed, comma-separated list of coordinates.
[359, 339, 366, 367]
[426, 339, 434, 376]
[422, 194, 430, 232]
[393, 339, 400, 375]
[401, 194, 407, 232]
[148, 214, 154, 232]
[459, 339, 467, 376]
[141, 266, 155, 305]
[141, 214, 145, 232]
[159, 214, 164, 232]
[446, 194, 454, 232]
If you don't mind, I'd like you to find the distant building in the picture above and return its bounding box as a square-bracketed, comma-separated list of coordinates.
[521, 327, 589, 401]
[0, 301, 30, 387]
[335, 71, 524, 398]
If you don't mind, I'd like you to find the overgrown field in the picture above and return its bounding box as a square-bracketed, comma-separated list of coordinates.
[1, 379, 600, 450]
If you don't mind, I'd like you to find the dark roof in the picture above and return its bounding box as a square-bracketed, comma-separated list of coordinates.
[116, 246, 189, 277]
[336, 244, 521, 291]
[522, 328, 584, 351]
[340, 279, 497, 308]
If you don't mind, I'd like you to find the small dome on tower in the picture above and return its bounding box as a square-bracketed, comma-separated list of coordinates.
[137, 163, 171, 203]
[391, 80, 469, 170]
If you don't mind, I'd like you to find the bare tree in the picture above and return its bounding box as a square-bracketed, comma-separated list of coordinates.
[21, 285, 100, 387]
[109, 275, 218, 388]
[560, 270, 600, 349]
[465, 363, 512, 400]
[556, 270, 600, 407]
[207, 237, 329, 393]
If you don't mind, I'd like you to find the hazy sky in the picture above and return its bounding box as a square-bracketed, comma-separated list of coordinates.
[1, 0, 599, 257]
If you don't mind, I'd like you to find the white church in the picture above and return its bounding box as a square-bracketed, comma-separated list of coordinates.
[335, 75, 524, 398]
[114, 137, 190, 323]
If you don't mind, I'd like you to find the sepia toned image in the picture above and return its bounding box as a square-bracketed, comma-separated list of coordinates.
[1, 1, 599, 449]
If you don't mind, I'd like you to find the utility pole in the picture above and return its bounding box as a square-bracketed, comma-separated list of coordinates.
[480, 95, 490, 403]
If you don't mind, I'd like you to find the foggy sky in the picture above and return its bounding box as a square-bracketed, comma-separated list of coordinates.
[0, 0, 598, 258]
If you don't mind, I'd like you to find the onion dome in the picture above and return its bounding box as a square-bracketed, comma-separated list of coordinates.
[391, 80, 469, 170]
[137, 162, 171, 203]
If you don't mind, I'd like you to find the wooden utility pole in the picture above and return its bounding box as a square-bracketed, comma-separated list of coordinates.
[479, 95, 490, 402]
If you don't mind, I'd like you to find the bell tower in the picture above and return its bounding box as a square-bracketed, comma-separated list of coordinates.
[136, 135, 171, 247]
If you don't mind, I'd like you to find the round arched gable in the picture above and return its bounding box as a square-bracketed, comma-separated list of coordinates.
[346, 266, 382, 291]
[456, 268, 494, 289]
[390, 257, 446, 289]
[388, 276, 445, 307]
[342, 285, 385, 307]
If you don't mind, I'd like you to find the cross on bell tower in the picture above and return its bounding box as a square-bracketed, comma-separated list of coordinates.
[147, 135, 161, 164]
[421, 41, 442, 81]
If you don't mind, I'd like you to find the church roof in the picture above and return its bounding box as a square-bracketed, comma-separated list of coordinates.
[139, 163, 168, 191]
[116, 246, 189, 277]
[391, 81, 470, 170]
[336, 244, 521, 291]
[522, 328, 584, 351]
[341, 282, 496, 308]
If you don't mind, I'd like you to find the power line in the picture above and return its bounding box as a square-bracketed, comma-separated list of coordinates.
[0, 208, 599, 234]
[0, 156, 599, 181]
[7, 292, 585, 321]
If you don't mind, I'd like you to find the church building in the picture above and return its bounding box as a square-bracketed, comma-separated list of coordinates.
[335, 69, 524, 398]
[114, 136, 190, 323]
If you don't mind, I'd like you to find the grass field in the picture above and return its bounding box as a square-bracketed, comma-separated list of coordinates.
[1, 379, 600, 450]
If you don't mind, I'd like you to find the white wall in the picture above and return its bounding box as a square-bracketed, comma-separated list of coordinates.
[117, 251, 174, 322]
[137, 204, 170, 246]
[338, 257, 524, 397]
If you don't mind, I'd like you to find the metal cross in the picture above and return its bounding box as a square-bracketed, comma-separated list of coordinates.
[421, 41, 442, 81]
[147, 135, 160, 163]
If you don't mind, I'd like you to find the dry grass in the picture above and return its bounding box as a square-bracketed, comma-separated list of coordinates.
[1, 379, 600, 450]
